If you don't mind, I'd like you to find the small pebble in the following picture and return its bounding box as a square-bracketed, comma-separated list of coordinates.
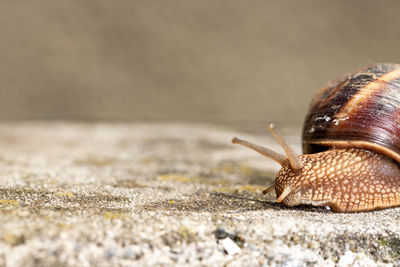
[338, 251, 354, 267]
[221, 238, 241, 255]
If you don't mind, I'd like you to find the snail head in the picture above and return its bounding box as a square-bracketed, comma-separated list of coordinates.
[232, 123, 305, 205]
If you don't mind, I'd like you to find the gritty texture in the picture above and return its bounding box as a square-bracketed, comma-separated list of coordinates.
[0, 122, 399, 266]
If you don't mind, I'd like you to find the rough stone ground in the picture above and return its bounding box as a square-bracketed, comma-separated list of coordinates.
[0, 122, 399, 266]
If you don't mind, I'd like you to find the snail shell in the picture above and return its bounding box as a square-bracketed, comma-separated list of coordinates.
[303, 63, 400, 164]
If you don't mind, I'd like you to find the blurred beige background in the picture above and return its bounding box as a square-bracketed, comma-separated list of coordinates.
[1, 1, 400, 128]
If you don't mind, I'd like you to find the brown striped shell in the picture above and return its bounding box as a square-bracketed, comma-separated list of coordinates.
[302, 63, 400, 164]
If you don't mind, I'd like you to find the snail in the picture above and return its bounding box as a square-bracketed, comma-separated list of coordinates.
[232, 63, 400, 212]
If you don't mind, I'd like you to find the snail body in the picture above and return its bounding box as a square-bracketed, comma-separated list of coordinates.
[232, 63, 400, 212]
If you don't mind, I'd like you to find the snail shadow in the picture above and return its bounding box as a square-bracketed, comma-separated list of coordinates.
[210, 192, 334, 214]
[141, 191, 333, 214]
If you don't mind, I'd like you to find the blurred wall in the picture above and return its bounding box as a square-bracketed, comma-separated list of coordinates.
[1, 1, 400, 127]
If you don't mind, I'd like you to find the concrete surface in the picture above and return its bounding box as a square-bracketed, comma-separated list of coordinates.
[0, 122, 399, 266]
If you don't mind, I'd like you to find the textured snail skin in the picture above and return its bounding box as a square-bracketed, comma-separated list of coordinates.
[275, 148, 400, 212]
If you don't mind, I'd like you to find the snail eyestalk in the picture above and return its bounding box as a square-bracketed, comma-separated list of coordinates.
[263, 184, 275, 195]
[276, 186, 292, 203]
[231, 137, 287, 166]
[267, 123, 302, 171]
